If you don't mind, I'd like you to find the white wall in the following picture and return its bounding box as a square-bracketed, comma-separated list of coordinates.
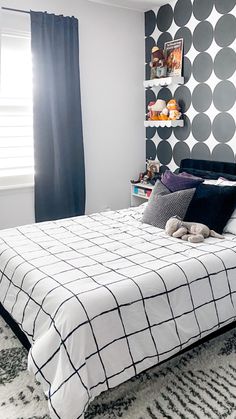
[0, 0, 145, 229]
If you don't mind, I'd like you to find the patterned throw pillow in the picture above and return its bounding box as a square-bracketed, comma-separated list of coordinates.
[142, 180, 195, 229]
[161, 170, 203, 192]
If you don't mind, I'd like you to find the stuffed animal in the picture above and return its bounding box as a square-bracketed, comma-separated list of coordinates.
[148, 99, 166, 120]
[150, 46, 167, 79]
[166, 99, 182, 120]
[165, 217, 224, 243]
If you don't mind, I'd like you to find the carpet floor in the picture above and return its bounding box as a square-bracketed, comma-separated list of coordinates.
[1, 316, 236, 419]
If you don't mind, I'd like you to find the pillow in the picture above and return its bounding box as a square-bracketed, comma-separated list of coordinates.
[184, 184, 236, 234]
[179, 167, 236, 181]
[161, 170, 203, 192]
[216, 178, 236, 235]
[142, 180, 195, 229]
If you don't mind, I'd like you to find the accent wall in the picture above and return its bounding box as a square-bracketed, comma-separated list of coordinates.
[145, 0, 236, 170]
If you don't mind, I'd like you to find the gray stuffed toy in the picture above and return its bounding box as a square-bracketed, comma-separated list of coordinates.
[165, 217, 224, 243]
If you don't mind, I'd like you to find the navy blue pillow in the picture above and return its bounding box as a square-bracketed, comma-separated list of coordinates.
[184, 184, 236, 234]
[179, 168, 236, 181]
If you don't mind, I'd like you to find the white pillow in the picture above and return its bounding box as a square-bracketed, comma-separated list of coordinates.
[203, 179, 219, 185]
[216, 178, 236, 235]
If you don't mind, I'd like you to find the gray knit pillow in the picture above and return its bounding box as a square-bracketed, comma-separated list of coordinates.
[142, 180, 195, 229]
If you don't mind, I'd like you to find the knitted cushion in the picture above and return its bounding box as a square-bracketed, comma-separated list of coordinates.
[142, 180, 195, 229]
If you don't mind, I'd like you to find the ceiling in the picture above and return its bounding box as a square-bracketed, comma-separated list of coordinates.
[88, 0, 168, 12]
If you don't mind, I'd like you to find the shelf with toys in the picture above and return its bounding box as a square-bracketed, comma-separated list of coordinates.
[145, 43, 184, 128]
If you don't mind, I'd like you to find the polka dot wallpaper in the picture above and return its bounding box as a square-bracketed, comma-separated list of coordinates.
[145, 0, 236, 170]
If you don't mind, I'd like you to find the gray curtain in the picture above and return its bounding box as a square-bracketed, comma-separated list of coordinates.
[30, 11, 85, 222]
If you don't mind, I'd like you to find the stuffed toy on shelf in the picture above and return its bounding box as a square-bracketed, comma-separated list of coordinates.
[149, 46, 167, 79]
[147, 98, 182, 121]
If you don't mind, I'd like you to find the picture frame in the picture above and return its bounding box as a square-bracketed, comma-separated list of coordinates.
[164, 38, 183, 77]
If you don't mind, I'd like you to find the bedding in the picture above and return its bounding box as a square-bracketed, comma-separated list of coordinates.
[217, 178, 236, 235]
[0, 206, 236, 419]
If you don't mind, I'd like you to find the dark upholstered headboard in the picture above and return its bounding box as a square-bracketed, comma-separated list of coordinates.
[180, 159, 236, 177]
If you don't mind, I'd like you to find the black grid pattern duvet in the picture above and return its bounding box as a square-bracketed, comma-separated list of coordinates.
[0, 206, 236, 419]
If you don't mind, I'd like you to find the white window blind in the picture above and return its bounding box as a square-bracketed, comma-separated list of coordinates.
[0, 14, 34, 188]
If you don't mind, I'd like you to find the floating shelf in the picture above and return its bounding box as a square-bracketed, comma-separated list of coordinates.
[144, 120, 184, 128]
[143, 76, 184, 88]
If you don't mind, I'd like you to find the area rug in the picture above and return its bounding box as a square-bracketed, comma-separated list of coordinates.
[1, 316, 236, 419]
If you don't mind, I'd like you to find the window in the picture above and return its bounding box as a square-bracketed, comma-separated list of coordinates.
[0, 13, 34, 188]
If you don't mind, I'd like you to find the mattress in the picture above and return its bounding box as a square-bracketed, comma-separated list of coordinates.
[0, 205, 236, 419]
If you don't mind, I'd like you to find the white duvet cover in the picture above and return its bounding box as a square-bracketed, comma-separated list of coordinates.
[0, 206, 236, 419]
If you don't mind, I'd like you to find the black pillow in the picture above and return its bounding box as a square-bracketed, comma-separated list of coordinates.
[179, 167, 236, 181]
[184, 184, 236, 234]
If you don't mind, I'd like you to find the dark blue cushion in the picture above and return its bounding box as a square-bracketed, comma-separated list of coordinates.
[184, 184, 236, 234]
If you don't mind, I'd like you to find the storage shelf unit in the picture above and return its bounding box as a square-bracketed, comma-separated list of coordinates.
[143, 76, 184, 88]
[130, 182, 155, 206]
[144, 120, 184, 128]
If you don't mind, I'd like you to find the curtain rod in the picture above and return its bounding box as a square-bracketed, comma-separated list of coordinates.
[1, 6, 30, 14]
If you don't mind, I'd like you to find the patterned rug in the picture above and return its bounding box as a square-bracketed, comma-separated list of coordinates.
[1, 316, 236, 419]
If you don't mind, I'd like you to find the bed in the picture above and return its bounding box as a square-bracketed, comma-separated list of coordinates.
[0, 158, 236, 419]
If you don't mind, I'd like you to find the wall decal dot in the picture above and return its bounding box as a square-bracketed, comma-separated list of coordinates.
[157, 126, 172, 140]
[145, 89, 156, 111]
[193, 52, 213, 82]
[146, 140, 156, 160]
[212, 144, 235, 163]
[193, 0, 214, 21]
[192, 113, 211, 142]
[145, 10, 156, 37]
[193, 21, 213, 52]
[146, 127, 156, 140]
[183, 57, 192, 83]
[157, 4, 173, 32]
[157, 140, 172, 165]
[175, 27, 192, 54]
[157, 32, 172, 50]
[191, 143, 211, 160]
[174, 0, 192, 27]
[212, 113, 235, 143]
[214, 48, 236, 80]
[174, 115, 191, 141]
[145, 64, 150, 80]
[213, 81, 236, 112]
[192, 83, 212, 112]
[215, 0, 236, 14]
[157, 87, 172, 103]
[160, 165, 170, 174]
[174, 85, 192, 113]
[173, 142, 190, 166]
[145, 37, 156, 64]
[215, 14, 236, 47]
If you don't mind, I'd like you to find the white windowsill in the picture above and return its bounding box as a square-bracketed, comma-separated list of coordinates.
[0, 183, 34, 191]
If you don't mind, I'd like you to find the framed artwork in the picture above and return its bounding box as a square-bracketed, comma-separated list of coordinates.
[164, 38, 183, 77]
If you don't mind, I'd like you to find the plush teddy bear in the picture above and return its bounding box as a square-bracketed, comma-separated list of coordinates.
[165, 217, 224, 243]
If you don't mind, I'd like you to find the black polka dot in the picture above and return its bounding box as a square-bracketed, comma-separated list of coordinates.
[174, 85, 192, 113]
[214, 48, 236, 80]
[145, 89, 156, 111]
[212, 144, 235, 163]
[212, 113, 235, 143]
[145, 10, 156, 37]
[157, 32, 172, 50]
[193, 0, 214, 21]
[173, 142, 190, 166]
[145, 63, 150, 80]
[146, 140, 156, 160]
[215, 0, 236, 14]
[183, 57, 192, 83]
[192, 83, 212, 112]
[160, 165, 170, 174]
[157, 87, 172, 103]
[193, 21, 213, 52]
[193, 52, 213, 82]
[175, 27, 192, 54]
[146, 127, 156, 140]
[157, 4, 173, 32]
[145, 37, 156, 64]
[157, 126, 172, 140]
[174, 0, 192, 27]
[192, 113, 212, 142]
[215, 14, 236, 48]
[157, 140, 172, 165]
[213, 81, 236, 112]
[174, 115, 191, 141]
[191, 143, 211, 160]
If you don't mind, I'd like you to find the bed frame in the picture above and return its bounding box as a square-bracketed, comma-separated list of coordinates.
[1, 158, 236, 359]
